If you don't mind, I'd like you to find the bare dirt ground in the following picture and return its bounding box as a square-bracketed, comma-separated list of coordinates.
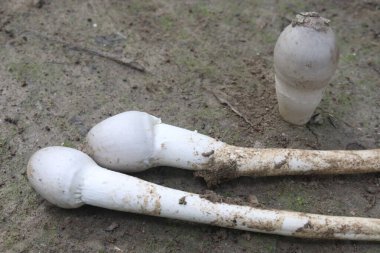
[1, 0, 379, 252]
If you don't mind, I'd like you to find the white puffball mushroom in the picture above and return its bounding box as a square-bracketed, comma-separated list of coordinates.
[274, 12, 339, 125]
[85, 111, 224, 172]
[27, 146, 380, 241]
[85, 111, 380, 186]
[85, 111, 163, 172]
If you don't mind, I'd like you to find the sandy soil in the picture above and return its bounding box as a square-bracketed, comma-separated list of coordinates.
[0, 0, 379, 252]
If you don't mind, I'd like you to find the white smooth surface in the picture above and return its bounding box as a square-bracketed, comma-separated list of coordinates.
[86, 111, 224, 171]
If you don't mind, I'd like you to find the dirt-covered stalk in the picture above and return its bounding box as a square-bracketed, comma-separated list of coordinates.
[195, 145, 380, 186]
[28, 147, 380, 241]
[85, 111, 380, 186]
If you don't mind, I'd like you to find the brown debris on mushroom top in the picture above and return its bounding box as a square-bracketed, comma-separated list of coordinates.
[291, 12, 330, 32]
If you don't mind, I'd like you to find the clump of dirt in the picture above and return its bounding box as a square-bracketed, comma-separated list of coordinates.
[178, 196, 187, 205]
[194, 156, 239, 188]
[291, 12, 330, 32]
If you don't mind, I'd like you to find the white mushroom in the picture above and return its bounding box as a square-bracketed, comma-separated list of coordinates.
[274, 12, 339, 125]
[85, 111, 380, 186]
[27, 146, 380, 241]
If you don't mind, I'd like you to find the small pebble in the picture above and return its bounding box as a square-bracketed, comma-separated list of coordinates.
[366, 186, 379, 194]
[242, 232, 251, 241]
[247, 195, 259, 206]
[105, 222, 119, 232]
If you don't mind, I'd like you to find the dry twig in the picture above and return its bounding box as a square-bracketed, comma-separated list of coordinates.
[319, 108, 356, 129]
[23, 30, 146, 73]
[207, 89, 260, 131]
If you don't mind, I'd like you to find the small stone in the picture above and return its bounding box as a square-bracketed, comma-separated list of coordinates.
[247, 194, 259, 206]
[365, 186, 379, 194]
[309, 113, 323, 125]
[113, 246, 122, 252]
[253, 141, 264, 148]
[242, 232, 251, 241]
[105, 222, 119, 232]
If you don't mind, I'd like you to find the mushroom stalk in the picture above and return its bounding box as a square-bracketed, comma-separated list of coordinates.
[28, 147, 380, 241]
[86, 111, 380, 184]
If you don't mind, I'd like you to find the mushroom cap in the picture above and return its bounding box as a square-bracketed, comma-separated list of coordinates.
[274, 15, 339, 90]
[27, 146, 95, 208]
[85, 111, 161, 172]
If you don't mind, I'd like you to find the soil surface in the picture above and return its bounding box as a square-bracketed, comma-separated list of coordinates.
[1, 0, 379, 252]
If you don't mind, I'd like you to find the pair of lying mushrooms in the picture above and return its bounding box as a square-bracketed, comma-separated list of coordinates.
[28, 111, 380, 241]
[28, 13, 380, 241]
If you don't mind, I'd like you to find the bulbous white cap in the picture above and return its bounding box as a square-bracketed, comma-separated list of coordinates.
[27, 146, 95, 208]
[274, 12, 339, 90]
[85, 111, 161, 172]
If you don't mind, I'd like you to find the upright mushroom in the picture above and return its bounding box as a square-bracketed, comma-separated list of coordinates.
[85, 111, 380, 186]
[274, 12, 339, 125]
[27, 146, 380, 241]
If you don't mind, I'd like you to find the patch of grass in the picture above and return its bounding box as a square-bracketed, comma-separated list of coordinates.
[222, 191, 234, 198]
[126, 0, 156, 13]
[341, 53, 357, 64]
[7, 62, 41, 81]
[192, 106, 225, 122]
[321, 80, 357, 119]
[173, 48, 218, 78]
[277, 191, 309, 212]
[7, 61, 62, 84]
[259, 32, 277, 44]
[277, 0, 309, 14]
[1, 177, 40, 250]
[1, 177, 39, 211]
[158, 15, 174, 31]
[190, 3, 212, 17]
[295, 196, 306, 209]
[365, 249, 380, 253]
[217, 126, 244, 144]
[177, 29, 191, 40]
[62, 140, 75, 148]
[340, 94, 353, 107]
[28, 223, 60, 250]
[0, 136, 8, 159]
[4, 230, 22, 249]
